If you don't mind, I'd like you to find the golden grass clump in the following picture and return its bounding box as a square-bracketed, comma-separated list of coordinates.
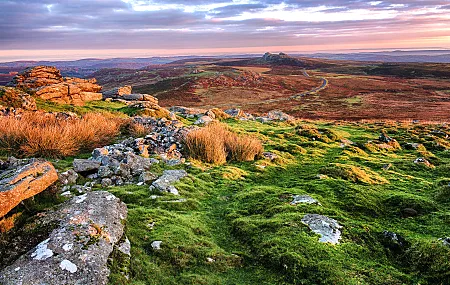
[184, 122, 263, 164]
[0, 112, 123, 158]
[128, 121, 152, 138]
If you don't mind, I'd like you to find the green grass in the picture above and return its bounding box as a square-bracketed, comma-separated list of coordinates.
[104, 119, 450, 284]
[36, 98, 129, 116]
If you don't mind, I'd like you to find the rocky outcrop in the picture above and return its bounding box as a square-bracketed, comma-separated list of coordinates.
[0, 87, 37, 111]
[7, 66, 62, 89]
[7, 66, 102, 105]
[0, 159, 58, 218]
[0, 191, 127, 285]
[102, 85, 133, 99]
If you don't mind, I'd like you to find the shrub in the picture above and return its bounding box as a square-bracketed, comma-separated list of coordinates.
[224, 134, 263, 162]
[0, 112, 123, 158]
[184, 122, 263, 164]
[127, 121, 152, 138]
[184, 123, 227, 164]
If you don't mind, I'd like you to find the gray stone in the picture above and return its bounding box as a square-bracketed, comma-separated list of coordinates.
[301, 214, 342, 245]
[92, 147, 109, 159]
[440, 237, 450, 246]
[0, 191, 127, 285]
[101, 178, 113, 188]
[117, 238, 131, 256]
[150, 170, 188, 195]
[290, 195, 321, 206]
[138, 172, 158, 184]
[98, 166, 113, 178]
[194, 115, 213, 125]
[58, 169, 78, 185]
[151, 241, 162, 250]
[73, 159, 101, 174]
[262, 152, 277, 161]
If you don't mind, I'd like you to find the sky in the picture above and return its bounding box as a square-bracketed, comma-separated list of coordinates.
[0, 0, 450, 61]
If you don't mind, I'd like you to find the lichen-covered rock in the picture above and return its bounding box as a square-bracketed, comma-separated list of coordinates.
[0, 191, 127, 285]
[73, 159, 101, 175]
[0, 160, 58, 218]
[301, 214, 342, 245]
[290, 195, 321, 206]
[150, 170, 188, 195]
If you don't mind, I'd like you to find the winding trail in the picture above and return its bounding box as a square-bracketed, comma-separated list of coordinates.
[290, 70, 328, 99]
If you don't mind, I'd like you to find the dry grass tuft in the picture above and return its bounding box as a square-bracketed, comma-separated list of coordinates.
[0, 112, 123, 158]
[128, 122, 152, 138]
[184, 122, 263, 164]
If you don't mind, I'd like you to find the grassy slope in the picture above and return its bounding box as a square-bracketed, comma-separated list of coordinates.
[106, 119, 450, 285]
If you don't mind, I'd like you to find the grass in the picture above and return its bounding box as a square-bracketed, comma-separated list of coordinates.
[184, 122, 263, 164]
[0, 112, 124, 158]
[104, 119, 450, 285]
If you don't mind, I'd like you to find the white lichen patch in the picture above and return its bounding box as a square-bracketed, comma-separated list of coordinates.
[59, 259, 77, 273]
[75, 194, 88, 204]
[62, 243, 73, 251]
[31, 239, 53, 260]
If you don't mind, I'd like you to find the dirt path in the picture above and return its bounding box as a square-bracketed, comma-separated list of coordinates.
[290, 70, 328, 99]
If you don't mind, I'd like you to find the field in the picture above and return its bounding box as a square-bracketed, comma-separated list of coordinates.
[103, 118, 450, 285]
[92, 56, 450, 122]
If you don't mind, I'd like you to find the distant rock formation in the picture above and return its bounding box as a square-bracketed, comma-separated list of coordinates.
[261, 52, 305, 66]
[7, 66, 102, 105]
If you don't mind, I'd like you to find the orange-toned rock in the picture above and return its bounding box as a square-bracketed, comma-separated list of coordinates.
[7, 66, 103, 105]
[0, 160, 58, 218]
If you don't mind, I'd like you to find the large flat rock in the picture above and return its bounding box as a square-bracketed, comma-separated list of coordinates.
[0, 191, 127, 285]
[0, 160, 58, 218]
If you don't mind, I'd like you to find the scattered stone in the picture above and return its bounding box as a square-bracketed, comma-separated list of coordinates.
[266, 110, 294, 121]
[262, 152, 278, 161]
[401, 208, 418, 218]
[139, 172, 158, 184]
[382, 163, 392, 171]
[439, 237, 450, 246]
[301, 214, 342, 245]
[101, 178, 113, 188]
[151, 241, 162, 250]
[117, 238, 131, 256]
[379, 131, 393, 143]
[0, 191, 127, 285]
[413, 157, 434, 168]
[382, 230, 408, 251]
[150, 170, 188, 195]
[73, 159, 101, 175]
[0, 159, 58, 218]
[194, 115, 214, 125]
[405, 143, 422, 150]
[58, 169, 78, 185]
[290, 195, 321, 206]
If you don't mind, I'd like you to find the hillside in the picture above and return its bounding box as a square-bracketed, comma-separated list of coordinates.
[1, 62, 449, 285]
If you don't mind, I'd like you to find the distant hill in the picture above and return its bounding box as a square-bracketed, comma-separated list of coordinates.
[305, 50, 450, 63]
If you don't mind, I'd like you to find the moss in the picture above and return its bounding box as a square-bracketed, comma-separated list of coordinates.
[320, 163, 388, 185]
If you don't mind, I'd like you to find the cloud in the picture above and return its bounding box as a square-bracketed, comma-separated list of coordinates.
[0, 0, 449, 56]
